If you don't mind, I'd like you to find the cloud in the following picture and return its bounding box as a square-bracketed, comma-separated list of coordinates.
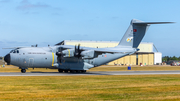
[17, 0, 50, 10]
[10, 41, 28, 45]
[20, 0, 28, 4]
[1, 40, 29, 45]
[17, 0, 63, 16]
[0, 0, 11, 3]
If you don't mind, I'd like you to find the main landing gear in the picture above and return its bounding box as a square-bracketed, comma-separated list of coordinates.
[21, 69, 26, 73]
[58, 69, 86, 73]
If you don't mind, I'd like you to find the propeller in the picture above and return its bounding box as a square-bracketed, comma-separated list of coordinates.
[56, 47, 63, 63]
[74, 44, 82, 58]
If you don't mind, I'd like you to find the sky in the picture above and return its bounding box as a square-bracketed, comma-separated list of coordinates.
[0, 0, 179, 56]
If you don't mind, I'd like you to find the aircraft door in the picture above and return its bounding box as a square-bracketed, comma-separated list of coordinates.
[29, 58, 34, 67]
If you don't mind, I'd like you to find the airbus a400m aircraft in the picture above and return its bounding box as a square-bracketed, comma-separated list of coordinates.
[4, 19, 172, 73]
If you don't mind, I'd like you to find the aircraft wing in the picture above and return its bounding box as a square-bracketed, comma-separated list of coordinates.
[93, 47, 136, 53]
[59, 45, 135, 54]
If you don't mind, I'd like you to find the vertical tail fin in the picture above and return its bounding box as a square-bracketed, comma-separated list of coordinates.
[117, 19, 173, 48]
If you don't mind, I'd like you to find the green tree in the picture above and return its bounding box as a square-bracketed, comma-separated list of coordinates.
[162, 56, 180, 62]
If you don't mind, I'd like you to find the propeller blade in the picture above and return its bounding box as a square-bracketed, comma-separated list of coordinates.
[75, 45, 77, 53]
[78, 44, 81, 58]
[74, 44, 81, 58]
[78, 44, 80, 51]
[56, 47, 64, 63]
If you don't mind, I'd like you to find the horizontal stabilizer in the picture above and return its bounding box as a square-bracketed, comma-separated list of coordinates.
[134, 22, 174, 25]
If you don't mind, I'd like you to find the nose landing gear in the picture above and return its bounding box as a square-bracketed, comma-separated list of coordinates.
[21, 69, 26, 73]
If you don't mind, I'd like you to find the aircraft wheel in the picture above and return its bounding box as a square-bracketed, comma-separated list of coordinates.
[64, 70, 68, 73]
[76, 70, 81, 73]
[58, 69, 63, 73]
[70, 70, 76, 73]
[81, 70, 86, 73]
[21, 69, 26, 73]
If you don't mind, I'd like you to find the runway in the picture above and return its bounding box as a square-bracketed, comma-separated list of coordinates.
[0, 70, 180, 76]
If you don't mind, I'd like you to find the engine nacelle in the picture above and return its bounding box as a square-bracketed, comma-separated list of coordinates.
[62, 49, 75, 57]
[81, 50, 95, 58]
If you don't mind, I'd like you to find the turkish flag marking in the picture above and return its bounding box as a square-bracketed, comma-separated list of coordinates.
[133, 29, 137, 32]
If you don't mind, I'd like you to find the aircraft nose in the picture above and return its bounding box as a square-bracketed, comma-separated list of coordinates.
[4, 54, 10, 65]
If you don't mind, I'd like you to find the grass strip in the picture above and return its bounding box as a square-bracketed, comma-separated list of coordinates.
[0, 75, 180, 100]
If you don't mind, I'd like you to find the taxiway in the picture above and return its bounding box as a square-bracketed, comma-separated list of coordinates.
[0, 70, 180, 76]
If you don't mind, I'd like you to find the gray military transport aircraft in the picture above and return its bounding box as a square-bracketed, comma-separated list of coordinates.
[4, 19, 173, 73]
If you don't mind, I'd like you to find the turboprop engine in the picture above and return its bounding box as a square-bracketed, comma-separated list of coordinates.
[81, 50, 95, 59]
[62, 49, 75, 57]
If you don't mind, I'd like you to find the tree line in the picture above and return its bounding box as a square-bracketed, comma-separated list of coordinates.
[162, 56, 180, 62]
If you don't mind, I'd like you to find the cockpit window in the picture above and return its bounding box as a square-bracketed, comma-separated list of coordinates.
[10, 49, 19, 53]
[10, 50, 14, 53]
[13, 50, 16, 53]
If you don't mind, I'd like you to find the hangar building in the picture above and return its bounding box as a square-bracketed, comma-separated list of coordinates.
[57, 40, 162, 66]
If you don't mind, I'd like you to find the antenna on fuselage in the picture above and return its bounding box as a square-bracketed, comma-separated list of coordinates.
[31, 44, 38, 47]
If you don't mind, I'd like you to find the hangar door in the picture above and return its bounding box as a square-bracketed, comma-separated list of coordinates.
[108, 53, 154, 65]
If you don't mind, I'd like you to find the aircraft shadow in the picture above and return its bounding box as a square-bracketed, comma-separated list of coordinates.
[30, 71, 109, 75]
